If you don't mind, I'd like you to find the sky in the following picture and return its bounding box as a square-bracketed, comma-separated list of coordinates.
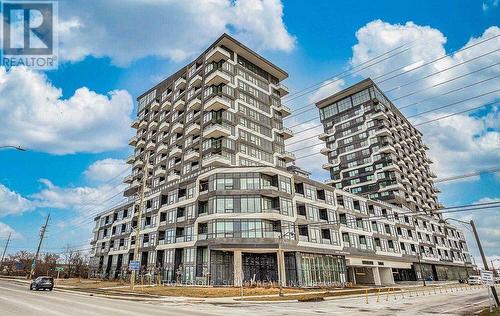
[0, 0, 498, 267]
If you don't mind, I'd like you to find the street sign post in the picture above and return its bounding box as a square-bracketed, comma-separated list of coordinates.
[55, 267, 64, 280]
[129, 260, 140, 271]
[481, 270, 494, 286]
[480, 270, 496, 312]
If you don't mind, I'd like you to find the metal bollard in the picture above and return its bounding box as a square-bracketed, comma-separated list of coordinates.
[401, 288, 405, 299]
[377, 288, 381, 302]
[386, 288, 390, 301]
[365, 289, 369, 304]
[394, 288, 397, 300]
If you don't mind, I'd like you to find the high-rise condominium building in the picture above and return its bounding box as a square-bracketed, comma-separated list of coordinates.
[89, 35, 471, 287]
[316, 79, 440, 213]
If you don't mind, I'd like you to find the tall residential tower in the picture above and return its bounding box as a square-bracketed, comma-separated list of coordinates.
[316, 79, 440, 213]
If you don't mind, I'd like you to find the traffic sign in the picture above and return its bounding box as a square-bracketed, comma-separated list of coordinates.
[481, 270, 494, 286]
[129, 260, 140, 271]
[55, 267, 64, 272]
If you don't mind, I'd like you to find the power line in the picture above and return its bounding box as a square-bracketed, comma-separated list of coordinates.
[281, 42, 416, 103]
[283, 34, 499, 119]
[399, 74, 500, 110]
[434, 166, 500, 183]
[285, 48, 500, 123]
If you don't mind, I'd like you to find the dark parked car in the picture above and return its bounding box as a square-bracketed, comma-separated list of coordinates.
[30, 276, 54, 291]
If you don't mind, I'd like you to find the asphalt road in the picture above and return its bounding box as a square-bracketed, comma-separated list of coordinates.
[0, 278, 496, 316]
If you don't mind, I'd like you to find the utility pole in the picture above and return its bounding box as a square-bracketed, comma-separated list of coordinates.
[29, 214, 50, 280]
[470, 220, 499, 306]
[130, 153, 149, 290]
[0, 232, 12, 270]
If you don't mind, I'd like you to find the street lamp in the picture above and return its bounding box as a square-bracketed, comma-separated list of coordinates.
[439, 217, 499, 306]
[0, 145, 26, 151]
[278, 231, 295, 297]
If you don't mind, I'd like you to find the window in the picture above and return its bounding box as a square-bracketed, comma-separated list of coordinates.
[319, 209, 328, 221]
[321, 229, 331, 240]
[359, 235, 367, 245]
[339, 213, 347, 225]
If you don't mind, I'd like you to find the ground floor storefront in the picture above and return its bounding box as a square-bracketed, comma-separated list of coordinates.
[413, 263, 470, 281]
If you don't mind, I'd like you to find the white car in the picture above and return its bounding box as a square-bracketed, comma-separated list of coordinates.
[468, 275, 482, 285]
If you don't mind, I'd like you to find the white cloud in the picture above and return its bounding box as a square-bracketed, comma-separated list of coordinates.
[0, 184, 33, 217]
[0, 67, 134, 154]
[30, 179, 126, 218]
[56, 0, 295, 66]
[307, 78, 346, 104]
[482, 0, 499, 12]
[84, 158, 128, 183]
[0, 222, 22, 239]
[350, 21, 500, 181]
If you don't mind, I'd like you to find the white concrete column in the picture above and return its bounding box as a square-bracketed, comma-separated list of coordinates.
[373, 266, 382, 286]
[277, 250, 286, 286]
[379, 267, 395, 285]
[233, 250, 242, 287]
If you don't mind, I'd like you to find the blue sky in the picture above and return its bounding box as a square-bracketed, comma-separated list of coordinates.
[0, 0, 498, 265]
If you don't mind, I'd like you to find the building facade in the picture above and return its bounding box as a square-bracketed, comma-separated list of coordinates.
[89, 35, 471, 287]
[316, 79, 440, 212]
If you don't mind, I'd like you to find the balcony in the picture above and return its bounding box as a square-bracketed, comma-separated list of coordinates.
[189, 74, 202, 87]
[123, 175, 133, 184]
[169, 146, 182, 157]
[202, 154, 232, 167]
[372, 111, 388, 119]
[136, 139, 146, 148]
[150, 100, 160, 111]
[322, 162, 334, 170]
[154, 168, 166, 177]
[149, 121, 158, 129]
[374, 127, 391, 136]
[204, 96, 230, 111]
[379, 144, 396, 154]
[175, 77, 186, 90]
[126, 154, 135, 164]
[185, 150, 199, 162]
[131, 119, 140, 129]
[278, 151, 295, 162]
[167, 173, 181, 182]
[187, 97, 202, 110]
[318, 132, 332, 141]
[146, 141, 155, 151]
[138, 120, 148, 129]
[133, 158, 144, 168]
[173, 99, 185, 111]
[277, 83, 289, 97]
[158, 121, 169, 132]
[203, 123, 231, 138]
[320, 147, 332, 155]
[277, 127, 294, 140]
[156, 143, 168, 155]
[161, 100, 171, 111]
[171, 122, 184, 134]
[128, 136, 137, 146]
[275, 105, 292, 117]
[185, 123, 201, 136]
[205, 70, 231, 86]
[205, 46, 231, 63]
